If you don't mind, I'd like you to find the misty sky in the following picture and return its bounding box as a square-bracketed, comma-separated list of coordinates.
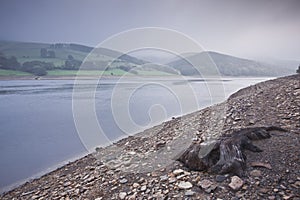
[0, 0, 299, 60]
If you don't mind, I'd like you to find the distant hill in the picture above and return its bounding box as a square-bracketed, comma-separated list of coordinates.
[0, 41, 297, 77]
[0, 41, 146, 67]
[167, 51, 295, 76]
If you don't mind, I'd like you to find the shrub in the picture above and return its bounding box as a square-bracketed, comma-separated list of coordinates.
[31, 66, 47, 76]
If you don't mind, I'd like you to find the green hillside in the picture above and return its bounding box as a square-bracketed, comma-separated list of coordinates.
[0, 41, 131, 67]
[0, 41, 179, 77]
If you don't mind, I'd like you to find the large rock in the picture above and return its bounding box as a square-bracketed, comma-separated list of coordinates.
[228, 176, 244, 191]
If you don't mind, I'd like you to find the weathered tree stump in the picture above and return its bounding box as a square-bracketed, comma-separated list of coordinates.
[177, 126, 286, 176]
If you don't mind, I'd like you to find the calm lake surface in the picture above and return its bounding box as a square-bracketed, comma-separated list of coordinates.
[0, 77, 271, 192]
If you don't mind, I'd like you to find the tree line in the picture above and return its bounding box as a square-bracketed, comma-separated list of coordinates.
[0, 52, 50, 76]
[0, 51, 82, 76]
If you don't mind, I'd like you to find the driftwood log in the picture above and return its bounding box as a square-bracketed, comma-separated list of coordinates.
[177, 126, 287, 176]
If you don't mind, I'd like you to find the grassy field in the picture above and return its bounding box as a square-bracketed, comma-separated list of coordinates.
[0, 41, 108, 65]
[133, 70, 176, 76]
[0, 68, 176, 78]
[47, 69, 128, 76]
[0, 69, 31, 76]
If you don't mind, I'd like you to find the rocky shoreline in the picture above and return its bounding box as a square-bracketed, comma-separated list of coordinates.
[2, 74, 300, 199]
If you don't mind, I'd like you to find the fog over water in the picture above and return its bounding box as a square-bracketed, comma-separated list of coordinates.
[0, 0, 299, 60]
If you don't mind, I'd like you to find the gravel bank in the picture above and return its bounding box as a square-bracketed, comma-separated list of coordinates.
[2, 74, 300, 199]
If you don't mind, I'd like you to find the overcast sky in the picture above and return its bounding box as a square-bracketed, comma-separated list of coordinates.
[0, 0, 299, 60]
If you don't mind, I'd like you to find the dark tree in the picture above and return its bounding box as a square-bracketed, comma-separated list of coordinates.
[0, 53, 21, 70]
[22, 61, 54, 70]
[47, 50, 56, 58]
[31, 66, 47, 76]
[118, 65, 132, 72]
[22, 60, 53, 76]
[40, 48, 47, 58]
[67, 55, 74, 60]
[7, 56, 21, 70]
[64, 59, 81, 70]
[297, 65, 300, 74]
[54, 43, 64, 49]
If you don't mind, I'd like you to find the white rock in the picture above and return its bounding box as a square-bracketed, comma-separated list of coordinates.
[119, 192, 127, 199]
[178, 181, 193, 189]
[140, 185, 147, 191]
[119, 178, 128, 184]
[128, 151, 136, 155]
[185, 190, 195, 196]
[198, 179, 213, 189]
[132, 182, 140, 188]
[228, 176, 244, 191]
[173, 169, 184, 175]
[168, 177, 177, 183]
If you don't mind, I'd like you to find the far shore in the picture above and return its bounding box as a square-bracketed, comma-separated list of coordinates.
[0, 74, 278, 81]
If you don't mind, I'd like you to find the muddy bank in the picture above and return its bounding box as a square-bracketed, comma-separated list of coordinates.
[1, 74, 300, 199]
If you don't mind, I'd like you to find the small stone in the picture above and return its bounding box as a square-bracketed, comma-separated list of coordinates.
[132, 183, 140, 188]
[280, 184, 287, 189]
[228, 176, 244, 191]
[250, 169, 262, 177]
[160, 175, 168, 181]
[268, 196, 276, 200]
[249, 119, 255, 125]
[184, 190, 195, 196]
[234, 117, 241, 121]
[119, 178, 128, 184]
[85, 176, 95, 183]
[31, 195, 39, 199]
[283, 195, 293, 200]
[176, 174, 187, 179]
[128, 193, 136, 200]
[151, 171, 158, 177]
[216, 175, 227, 182]
[198, 179, 213, 189]
[178, 181, 193, 189]
[259, 188, 268, 193]
[205, 184, 217, 193]
[140, 185, 147, 191]
[173, 169, 184, 175]
[168, 177, 177, 183]
[63, 181, 72, 187]
[75, 188, 80, 194]
[60, 192, 67, 196]
[156, 141, 166, 149]
[119, 192, 127, 199]
[94, 198, 102, 200]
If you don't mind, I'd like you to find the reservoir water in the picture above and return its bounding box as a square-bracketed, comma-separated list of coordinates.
[0, 77, 271, 192]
